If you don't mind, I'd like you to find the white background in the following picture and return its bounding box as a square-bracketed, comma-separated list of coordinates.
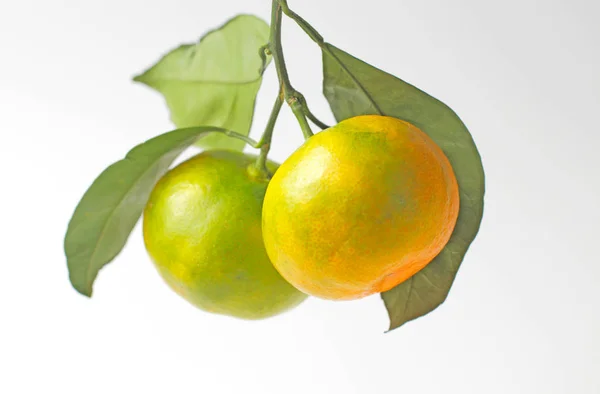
[1, 0, 599, 393]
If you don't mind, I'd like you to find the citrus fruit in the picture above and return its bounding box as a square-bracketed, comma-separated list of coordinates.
[262, 115, 460, 300]
[143, 150, 307, 319]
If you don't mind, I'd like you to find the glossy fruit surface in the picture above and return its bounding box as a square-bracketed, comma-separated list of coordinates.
[143, 150, 307, 319]
[262, 115, 460, 300]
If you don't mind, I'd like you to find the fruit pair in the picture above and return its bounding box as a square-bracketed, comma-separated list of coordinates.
[143, 115, 460, 319]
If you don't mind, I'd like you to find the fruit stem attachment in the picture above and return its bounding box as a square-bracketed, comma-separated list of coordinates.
[251, 91, 284, 179]
[269, 0, 314, 139]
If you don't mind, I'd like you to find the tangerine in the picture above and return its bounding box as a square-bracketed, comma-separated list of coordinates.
[262, 115, 459, 300]
[143, 150, 307, 319]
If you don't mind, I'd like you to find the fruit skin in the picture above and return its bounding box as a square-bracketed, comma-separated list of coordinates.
[262, 115, 460, 300]
[143, 150, 307, 319]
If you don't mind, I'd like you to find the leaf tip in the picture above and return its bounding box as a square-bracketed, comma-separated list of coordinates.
[132, 73, 148, 84]
[65, 249, 94, 298]
[70, 276, 93, 298]
[385, 320, 405, 333]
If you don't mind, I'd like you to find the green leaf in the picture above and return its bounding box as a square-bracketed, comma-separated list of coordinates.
[133, 14, 270, 151]
[65, 127, 231, 297]
[322, 44, 485, 331]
